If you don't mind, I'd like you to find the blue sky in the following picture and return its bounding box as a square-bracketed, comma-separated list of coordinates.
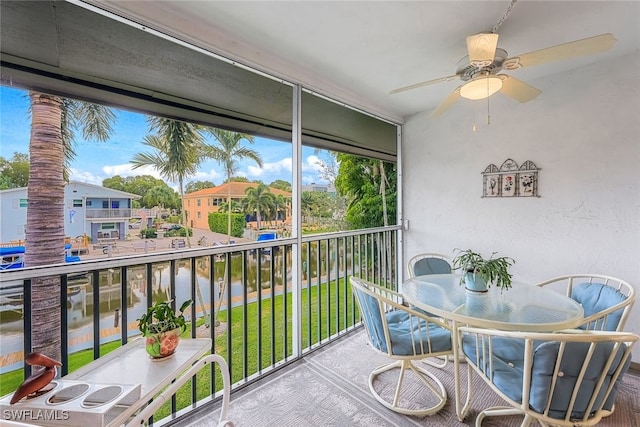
[1, 86, 329, 190]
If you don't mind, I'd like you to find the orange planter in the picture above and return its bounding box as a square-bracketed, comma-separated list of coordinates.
[145, 328, 181, 359]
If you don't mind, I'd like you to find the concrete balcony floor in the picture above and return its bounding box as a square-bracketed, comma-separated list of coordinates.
[170, 328, 640, 427]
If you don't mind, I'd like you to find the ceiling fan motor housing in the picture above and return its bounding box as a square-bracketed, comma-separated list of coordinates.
[456, 48, 509, 81]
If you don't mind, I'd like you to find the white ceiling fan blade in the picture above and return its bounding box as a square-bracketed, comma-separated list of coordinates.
[390, 75, 459, 94]
[466, 33, 499, 67]
[505, 33, 616, 70]
[430, 89, 461, 117]
[499, 75, 541, 103]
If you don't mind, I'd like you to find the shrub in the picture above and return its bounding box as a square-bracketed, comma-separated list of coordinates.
[208, 213, 245, 238]
[166, 227, 192, 237]
[141, 228, 157, 239]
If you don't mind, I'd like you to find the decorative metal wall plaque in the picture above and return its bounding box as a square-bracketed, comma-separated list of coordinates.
[482, 159, 539, 198]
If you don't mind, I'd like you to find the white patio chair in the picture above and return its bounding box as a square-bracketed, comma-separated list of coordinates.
[350, 276, 453, 416]
[407, 253, 458, 368]
[535, 274, 635, 331]
[407, 252, 452, 278]
[458, 327, 638, 426]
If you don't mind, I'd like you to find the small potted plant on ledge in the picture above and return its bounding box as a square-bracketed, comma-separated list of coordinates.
[137, 299, 192, 360]
[452, 249, 515, 293]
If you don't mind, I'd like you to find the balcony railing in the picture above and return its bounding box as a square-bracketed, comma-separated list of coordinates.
[86, 208, 134, 219]
[84, 207, 162, 219]
[0, 226, 400, 425]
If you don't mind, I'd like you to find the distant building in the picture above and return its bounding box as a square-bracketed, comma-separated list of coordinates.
[183, 182, 292, 230]
[0, 181, 142, 244]
[302, 182, 335, 194]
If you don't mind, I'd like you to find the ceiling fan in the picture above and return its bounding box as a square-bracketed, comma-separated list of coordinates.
[390, 32, 616, 117]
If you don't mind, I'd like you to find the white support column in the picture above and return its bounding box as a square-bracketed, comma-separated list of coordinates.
[291, 84, 302, 357]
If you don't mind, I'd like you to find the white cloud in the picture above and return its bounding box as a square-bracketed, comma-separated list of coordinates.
[70, 153, 330, 189]
[301, 155, 331, 184]
[192, 169, 224, 182]
[69, 169, 103, 186]
[303, 155, 324, 174]
[247, 158, 292, 177]
[102, 163, 162, 179]
[70, 163, 165, 187]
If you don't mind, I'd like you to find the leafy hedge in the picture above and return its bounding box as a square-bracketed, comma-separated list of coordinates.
[141, 227, 192, 238]
[140, 228, 157, 238]
[208, 212, 245, 238]
[166, 227, 192, 237]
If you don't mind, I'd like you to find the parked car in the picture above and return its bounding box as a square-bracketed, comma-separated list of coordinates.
[159, 223, 182, 231]
[128, 221, 141, 229]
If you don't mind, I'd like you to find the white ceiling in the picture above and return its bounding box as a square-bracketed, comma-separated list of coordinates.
[89, 1, 639, 122]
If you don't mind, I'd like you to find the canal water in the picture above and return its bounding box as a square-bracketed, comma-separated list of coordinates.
[0, 253, 290, 373]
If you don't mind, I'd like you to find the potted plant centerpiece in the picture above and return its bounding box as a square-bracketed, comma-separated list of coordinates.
[138, 299, 192, 359]
[452, 249, 515, 293]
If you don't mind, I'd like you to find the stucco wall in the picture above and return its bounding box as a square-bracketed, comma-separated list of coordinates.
[402, 53, 639, 361]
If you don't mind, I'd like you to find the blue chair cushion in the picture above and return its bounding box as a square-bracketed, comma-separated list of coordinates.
[356, 287, 452, 356]
[571, 283, 627, 331]
[463, 335, 630, 420]
[355, 287, 389, 352]
[412, 258, 452, 276]
[461, 335, 526, 403]
[530, 341, 629, 419]
[386, 310, 452, 356]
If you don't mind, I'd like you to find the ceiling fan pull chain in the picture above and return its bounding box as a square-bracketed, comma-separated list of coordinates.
[492, 0, 519, 33]
[487, 80, 492, 125]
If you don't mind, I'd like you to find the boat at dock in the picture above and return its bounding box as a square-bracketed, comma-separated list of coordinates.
[0, 245, 81, 270]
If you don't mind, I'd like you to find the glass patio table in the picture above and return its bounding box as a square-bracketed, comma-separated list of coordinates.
[402, 274, 584, 332]
[402, 274, 584, 420]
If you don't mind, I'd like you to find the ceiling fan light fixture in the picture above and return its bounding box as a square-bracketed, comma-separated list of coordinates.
[460, 75, 503, 100]
[466, 33, 499, 67]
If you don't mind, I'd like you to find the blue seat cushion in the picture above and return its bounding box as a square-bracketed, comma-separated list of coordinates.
[530, 341, 629, 419]
[355, 287, 389, 352]
[386, 310, 452, 356]
[461, 335, 526, 403]
[356, 287, 452, 356]
[412, 258, 452, 276]
[462, 334, 630, 421]
[571, 282, 627, 331]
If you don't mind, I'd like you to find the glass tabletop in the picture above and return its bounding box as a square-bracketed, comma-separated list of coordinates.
[402, 274, 584, 331]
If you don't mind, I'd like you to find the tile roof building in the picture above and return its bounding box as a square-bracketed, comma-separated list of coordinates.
[183, 182, 291, 230]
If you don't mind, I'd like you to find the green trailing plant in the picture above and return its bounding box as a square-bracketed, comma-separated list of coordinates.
[452, 249, 515, 291]
[137, 299, 192, 335]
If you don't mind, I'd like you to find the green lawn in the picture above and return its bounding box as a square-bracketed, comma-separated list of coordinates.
[0, 277, 360, 421]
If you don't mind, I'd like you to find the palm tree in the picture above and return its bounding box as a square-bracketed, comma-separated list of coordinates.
[273, 193, 287, 228]
[244, 184, 275, 230]
[301, 191, 315, 223]
[217, 199, 243, 213]
[204, 129, 263, 241]
[375, 160, 390, 227]
[25, 92, 115, 360]
[131, 117, 209, 324]
[204, 129, 262, 327]
[130, 117, 206, 247]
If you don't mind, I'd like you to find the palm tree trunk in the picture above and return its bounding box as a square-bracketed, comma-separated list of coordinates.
[212, 262, 228, 327]
[25, 92, 65, 360]
[379, 160, 388, 227]
[226, 175, 232, 243]
[179, 180, 191, 248]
